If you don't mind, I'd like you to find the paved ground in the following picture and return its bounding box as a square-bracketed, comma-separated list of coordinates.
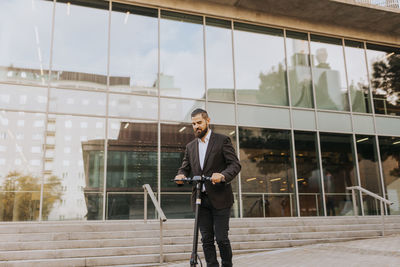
[164, 234, 400, 267]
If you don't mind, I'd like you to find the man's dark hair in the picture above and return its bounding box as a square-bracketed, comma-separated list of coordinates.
[191, 108, 208, 119]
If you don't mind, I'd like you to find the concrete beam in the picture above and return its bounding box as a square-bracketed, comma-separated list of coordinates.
[120, 0, 400, 46]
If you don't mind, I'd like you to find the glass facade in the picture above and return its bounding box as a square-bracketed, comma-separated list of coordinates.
[0, 0, 399, 221]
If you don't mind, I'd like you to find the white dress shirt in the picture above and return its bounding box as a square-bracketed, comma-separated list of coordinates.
[198, 129, 211, 170]
[198, 129, 211, 192]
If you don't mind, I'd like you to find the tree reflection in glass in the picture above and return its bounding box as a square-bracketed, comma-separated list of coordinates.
[234, 23, 288, 106]
[366, 44, 400, 116]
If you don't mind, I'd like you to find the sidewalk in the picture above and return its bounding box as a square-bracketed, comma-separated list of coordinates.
[165, 234, 400, 267]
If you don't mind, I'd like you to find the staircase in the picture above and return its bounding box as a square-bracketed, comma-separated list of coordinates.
[1, 216, 400, 266]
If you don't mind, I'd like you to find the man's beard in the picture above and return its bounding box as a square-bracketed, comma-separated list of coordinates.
[195, 126, 208, 139]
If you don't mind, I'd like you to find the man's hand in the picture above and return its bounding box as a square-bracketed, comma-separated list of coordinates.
[175, 174, 186, 185]
[211, 173, 225, 185]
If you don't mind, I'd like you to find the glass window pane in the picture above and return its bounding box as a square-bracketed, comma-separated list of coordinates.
[0, 84, 47, 112]
[52, 0, 109, 90]
[286, 31, 313, 108]
[160, 98, 205, 122]
[160, 11, 205, 99]
[320, 133, 357, 216]
[206, 18, 234, 102]
[356, 135, 382, 215]
[239, 127, 296, 217]
[107, 193, 156, 220]
[107, 120, 157, 193]
[234, 23, 288, 106]
[366, 44, 400, 116]
[237, 104, 290, 129]
[0, 111, 45, 221]
[0, 0, 52, 86]
[110, 3, 158, 95]
[108, 93, 158, 120]
[43, 115, 105, 220]
[344, 40, 371, 113]
[310, 35, 349, 111]
[379, 136, 400, 215]
[49, 88, 106, 116]
[294, 131, 323, 216]
[207, 102, 235, 125]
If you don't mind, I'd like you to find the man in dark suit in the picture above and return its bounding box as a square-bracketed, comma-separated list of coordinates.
[175, 108, 241, 267]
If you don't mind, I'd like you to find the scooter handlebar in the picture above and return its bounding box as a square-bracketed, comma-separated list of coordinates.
[173, 175, 212, 183]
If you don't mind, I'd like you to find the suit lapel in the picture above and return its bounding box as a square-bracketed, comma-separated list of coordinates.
[192, 140, 201, 173]
[203, 132, 216, 171]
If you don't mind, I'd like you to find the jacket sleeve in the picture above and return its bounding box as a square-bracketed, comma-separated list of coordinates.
[177, 144, 191, 177]
[220, 136, 241, 183]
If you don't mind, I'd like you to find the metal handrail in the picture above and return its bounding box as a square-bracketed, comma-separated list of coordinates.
[346, 186, 393, 236]
[143, 184, 167, 264]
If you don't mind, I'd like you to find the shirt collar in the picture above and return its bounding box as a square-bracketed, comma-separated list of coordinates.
[198, 129, 212, 144]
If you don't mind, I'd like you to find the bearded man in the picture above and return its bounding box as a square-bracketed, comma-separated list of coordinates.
[175, 108, 241, 267]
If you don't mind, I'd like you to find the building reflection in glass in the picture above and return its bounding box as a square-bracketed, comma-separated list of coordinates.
[45, 115, 105, 221]
[52, 0, 109, 90]
[110, 3, 158, 95]
[234, 23, 288, 106]
[310, 35, 349, 111]
[106, 120, 157, 220]
[294, 131, 323, 216]
[344, 40, 371, 113]
[320, 133, 357, 216]
[206, 18, 235, 102]
[367, 44, 400, 116]
[239, 127, 295, 217]
[0, 0, 52, 86]
[286, 31, 313, 108]
[160, 11, 205, 99]
[378, 136, 400, 215]
[0, 111, 46, 221]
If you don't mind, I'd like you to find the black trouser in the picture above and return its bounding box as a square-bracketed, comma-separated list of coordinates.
[199, 193, 232, 267]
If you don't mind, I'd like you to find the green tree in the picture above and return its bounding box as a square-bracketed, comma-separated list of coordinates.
[0, 172, 62, 221]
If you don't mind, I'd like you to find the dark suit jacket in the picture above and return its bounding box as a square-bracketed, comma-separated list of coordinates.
[177, 132, 241, 210]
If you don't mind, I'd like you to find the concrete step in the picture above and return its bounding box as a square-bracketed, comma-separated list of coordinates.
[1, 222, 399, 243]
[0, 236, 383, 267]
[1, 216, 399, 234]
[1, 229, 397, 262]
[0, 228, 392, 251]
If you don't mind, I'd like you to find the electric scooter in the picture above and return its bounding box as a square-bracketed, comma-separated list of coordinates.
[174, 175, 211, 267]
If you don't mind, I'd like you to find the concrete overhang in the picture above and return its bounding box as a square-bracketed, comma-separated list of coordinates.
[200, 0, 400, 36]
[127, 0, 400, 45]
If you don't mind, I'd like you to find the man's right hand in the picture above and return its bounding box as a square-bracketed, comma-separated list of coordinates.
[175, 174, 186, 185]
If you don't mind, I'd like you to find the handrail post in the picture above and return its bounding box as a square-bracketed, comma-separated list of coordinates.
[142, 184, 167, 264]
[380, 200, 385, 236]
[351, 189, 358, 217]
[160, 218, 164, 264]
[144, 189, 148, 223]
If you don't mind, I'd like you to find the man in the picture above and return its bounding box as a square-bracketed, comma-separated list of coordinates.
[175, 108, 241, 267]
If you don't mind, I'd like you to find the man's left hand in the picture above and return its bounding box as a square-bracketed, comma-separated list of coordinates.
[211, 173, 225, 185]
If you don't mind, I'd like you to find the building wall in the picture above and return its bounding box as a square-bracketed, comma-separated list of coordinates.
[0, 0, 399, 221]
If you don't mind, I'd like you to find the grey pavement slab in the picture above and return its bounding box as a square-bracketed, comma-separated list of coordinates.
[164, 234, 400, 267]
